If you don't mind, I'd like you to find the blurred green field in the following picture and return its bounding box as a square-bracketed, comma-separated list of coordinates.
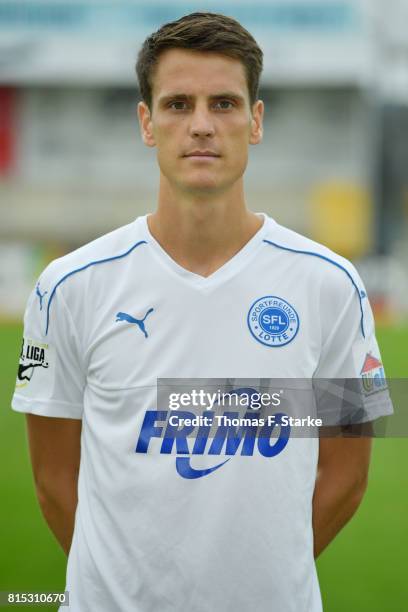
[0, 322, 407, 611]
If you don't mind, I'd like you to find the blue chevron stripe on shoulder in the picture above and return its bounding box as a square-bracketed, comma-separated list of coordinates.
[263, 239, 365, 338]
[45, 240, 147, 335]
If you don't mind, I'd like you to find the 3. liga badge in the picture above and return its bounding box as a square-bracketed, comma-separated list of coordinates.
[247, 296, 300, 347]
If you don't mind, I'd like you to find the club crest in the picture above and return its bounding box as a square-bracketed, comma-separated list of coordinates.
[247, 296, 299, 347]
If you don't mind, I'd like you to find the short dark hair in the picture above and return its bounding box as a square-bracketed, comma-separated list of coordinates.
[136, 11, 263, 112]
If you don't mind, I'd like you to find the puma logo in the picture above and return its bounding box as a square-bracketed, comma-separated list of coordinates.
[115, 308, 154, 338]
[36, 283, 48, 311]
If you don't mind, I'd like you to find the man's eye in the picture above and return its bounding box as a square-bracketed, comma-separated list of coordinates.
[214, 100, 234, 110]
[168, 100, 234, 111]
[169, 101, 188, 110]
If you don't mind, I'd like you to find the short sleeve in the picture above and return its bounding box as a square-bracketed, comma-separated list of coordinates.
[313, 267, 394, 425]
[11, 275, 85, 419]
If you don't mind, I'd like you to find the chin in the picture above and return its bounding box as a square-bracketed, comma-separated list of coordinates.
[182, 176, 221, 192]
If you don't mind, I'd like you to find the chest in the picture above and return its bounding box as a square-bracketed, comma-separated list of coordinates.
[75, 272, 322, 388]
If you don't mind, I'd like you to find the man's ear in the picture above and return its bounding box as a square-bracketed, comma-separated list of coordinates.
[137, 101, 156, 148]
[249, 99, 264, 146]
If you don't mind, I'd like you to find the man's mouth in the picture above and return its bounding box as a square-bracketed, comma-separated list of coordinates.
[184, 150, 220, 157]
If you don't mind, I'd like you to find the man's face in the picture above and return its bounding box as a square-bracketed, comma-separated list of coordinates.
[138, 48, 263, 196]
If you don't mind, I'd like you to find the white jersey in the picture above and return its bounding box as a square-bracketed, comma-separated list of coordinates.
[12, 213, 392, 612]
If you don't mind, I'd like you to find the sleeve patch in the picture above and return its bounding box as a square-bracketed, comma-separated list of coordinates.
[360, 352, 388, 396]
[15, 337, 55, 398]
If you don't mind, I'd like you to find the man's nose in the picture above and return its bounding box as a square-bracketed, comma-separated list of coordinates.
[189, 105, 215, 137]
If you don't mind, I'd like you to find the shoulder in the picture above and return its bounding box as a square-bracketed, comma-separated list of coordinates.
[38, 218, 147, 291]
[262, 218, 369, 338]
[32, 218, 148, 335]
[263, 219, 364, 298]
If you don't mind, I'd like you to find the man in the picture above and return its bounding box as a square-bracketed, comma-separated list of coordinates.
[12, 11, 392, 612]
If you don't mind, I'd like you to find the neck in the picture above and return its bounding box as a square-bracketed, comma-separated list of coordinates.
[147, 178, 263, 277]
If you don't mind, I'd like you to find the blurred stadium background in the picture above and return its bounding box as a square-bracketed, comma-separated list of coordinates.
[0, 1, 407, 610]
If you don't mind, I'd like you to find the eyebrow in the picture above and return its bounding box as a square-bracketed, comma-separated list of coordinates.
[158, 92, 246, 105]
